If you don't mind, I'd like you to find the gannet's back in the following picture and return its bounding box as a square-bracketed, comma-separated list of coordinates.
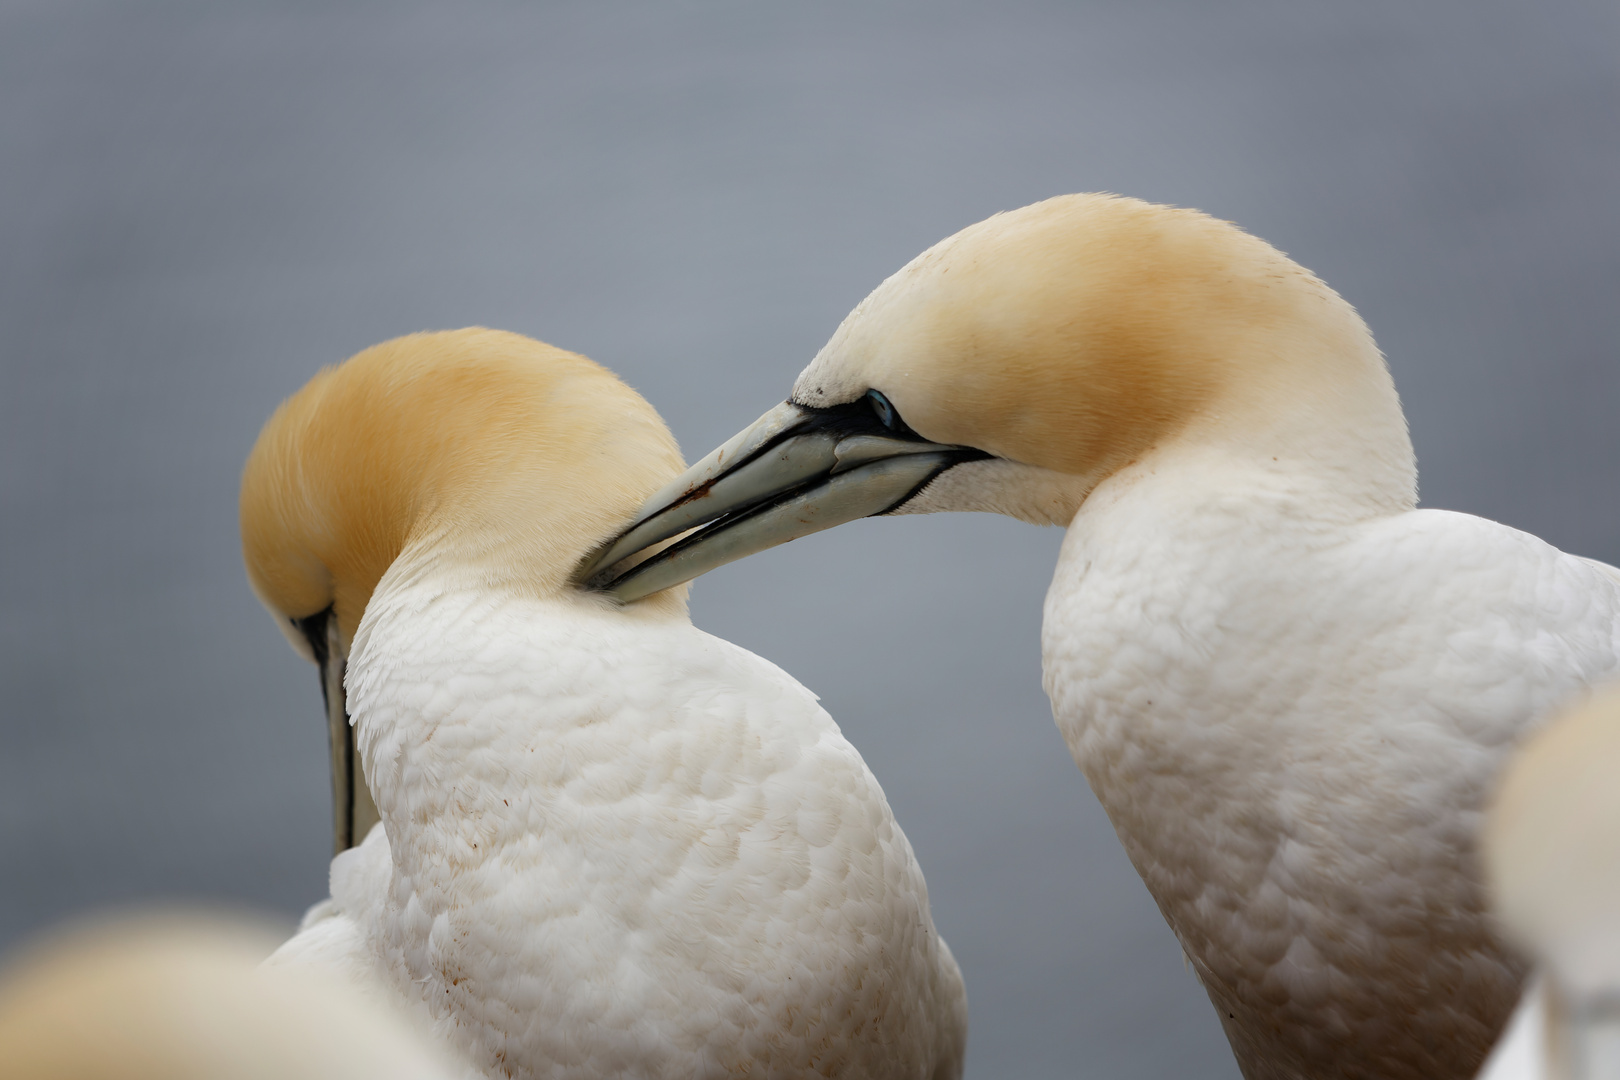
[1044, 462, 1620, 1079]
[281, 583, 967, 1079]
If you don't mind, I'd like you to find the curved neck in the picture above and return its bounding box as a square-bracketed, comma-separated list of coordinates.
[1172, 328, 1417, 518]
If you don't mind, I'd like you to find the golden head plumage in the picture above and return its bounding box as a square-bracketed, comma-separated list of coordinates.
[797, 192, 1415, 514]
[241, 327, 688, 654]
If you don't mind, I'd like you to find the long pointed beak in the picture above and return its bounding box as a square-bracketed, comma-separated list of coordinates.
[295, 609, 381, 854]
[579, 399, 987, 602]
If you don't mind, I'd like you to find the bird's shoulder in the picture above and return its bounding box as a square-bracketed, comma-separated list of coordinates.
[1346, 508, 1620, 653]
[361, 590, 832, 736]
[356, 589, 913, 887]
[348, 594, 962, 1079]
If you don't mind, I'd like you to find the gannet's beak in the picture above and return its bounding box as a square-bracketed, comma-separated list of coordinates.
[580, 397, 988, 602]
[292, 608, 381, 854]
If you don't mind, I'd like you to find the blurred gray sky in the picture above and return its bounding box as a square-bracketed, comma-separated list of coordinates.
[2, 2, 1616, 1077]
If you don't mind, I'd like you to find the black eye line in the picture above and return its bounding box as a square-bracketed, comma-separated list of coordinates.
[872, 391, 923, 439]
[775, 395, 925, 444]
[866, 389, 896, 430]
[719, 393, 939, 486]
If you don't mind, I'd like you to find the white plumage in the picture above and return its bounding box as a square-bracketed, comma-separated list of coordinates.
[1040, 457, 1620, 1077]
[1478, 982, 1551, 1080]
[242, 329, 966, 1080]
[585, 194, 1620, 1079]
[275, 590, 965, 1078]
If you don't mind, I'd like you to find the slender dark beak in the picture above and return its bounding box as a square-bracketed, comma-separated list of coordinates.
[292, 607, 381, 855]
[579, 397, 988, 602]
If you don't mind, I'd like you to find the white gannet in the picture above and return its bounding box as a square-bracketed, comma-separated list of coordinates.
[581, 194, 1620, 1080]
[0, 913, 465, 1079]
[240, 328, 967, 1080]
[1475, 685, 1620, 1080]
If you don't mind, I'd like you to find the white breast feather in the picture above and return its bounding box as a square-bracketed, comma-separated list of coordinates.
[273, 578, 966, 1080]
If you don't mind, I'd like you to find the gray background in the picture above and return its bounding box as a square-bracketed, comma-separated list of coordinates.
[3, 2, 1616, 1077]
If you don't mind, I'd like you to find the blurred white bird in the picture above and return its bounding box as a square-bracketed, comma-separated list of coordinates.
[1476, 685, 1620, 1080]
[240, 328, 966, 1080]
[584, 194, 1620, 1080]
[0, 912, 466, 1079]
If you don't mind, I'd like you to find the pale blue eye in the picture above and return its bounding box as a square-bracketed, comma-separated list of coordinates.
[866, 389, 896, 430]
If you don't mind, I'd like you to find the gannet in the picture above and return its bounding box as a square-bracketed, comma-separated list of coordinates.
[0, 913, 464, 1079]
[240, 328, 967, 1080]
[582, 194, 1620, 1080]
[1475, 686, 1620, 1080]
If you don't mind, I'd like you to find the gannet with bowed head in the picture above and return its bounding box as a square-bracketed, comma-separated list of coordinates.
[584, 194, 1620, 1080]
[1475, 686, 1620, 1080]
[241, 328, 967, 1080]
[0, 914, 467, 1079]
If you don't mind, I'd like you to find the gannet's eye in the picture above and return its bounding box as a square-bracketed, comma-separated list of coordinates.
[866, 389, 897, 430]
